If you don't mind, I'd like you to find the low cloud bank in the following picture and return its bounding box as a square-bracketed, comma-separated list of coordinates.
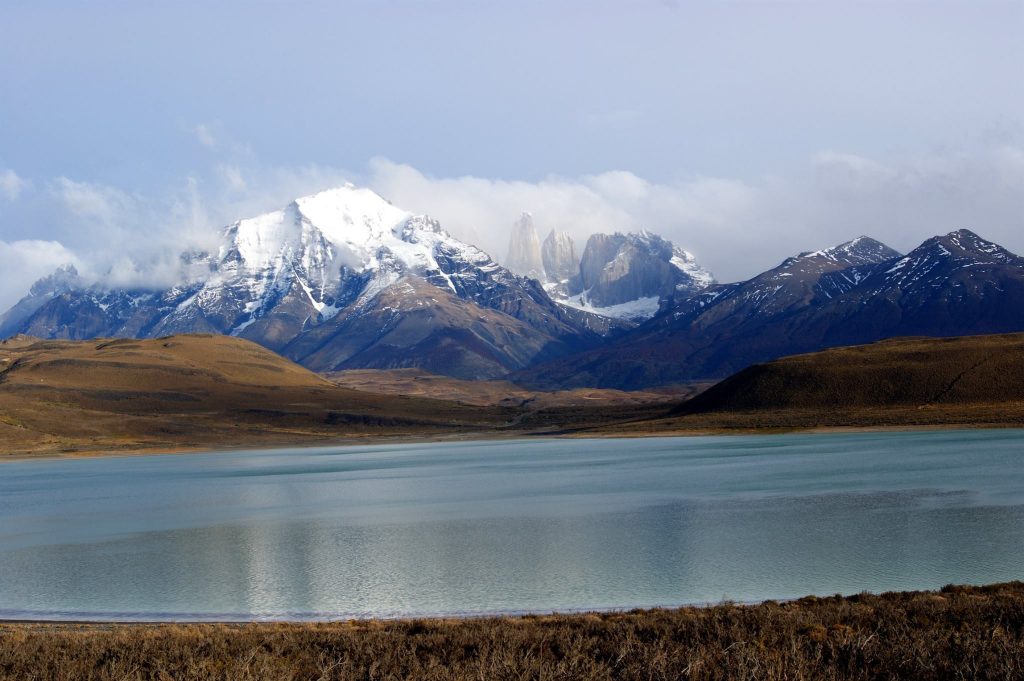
[0, 141, 1022, 312]
[366, 145, 1024, 285]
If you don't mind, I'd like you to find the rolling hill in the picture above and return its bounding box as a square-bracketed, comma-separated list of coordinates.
[0, 334, 672, 457]
[0, 334, 512, 457]
[598, 333, 1024, 434]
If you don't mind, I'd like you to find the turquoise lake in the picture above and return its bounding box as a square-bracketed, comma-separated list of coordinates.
[1, 430, 1023, 620]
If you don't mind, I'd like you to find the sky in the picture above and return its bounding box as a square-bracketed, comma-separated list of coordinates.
[1, 0, 1023, 309]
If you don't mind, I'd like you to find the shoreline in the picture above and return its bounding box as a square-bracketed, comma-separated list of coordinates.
[3, 420, 1023, 462]
[0, 595, 820, 626]
[0, 580, 1016, 627]
[3, 582, 1022, 680]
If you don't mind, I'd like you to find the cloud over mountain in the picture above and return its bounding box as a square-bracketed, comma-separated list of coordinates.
[1, 139, 1022, 312]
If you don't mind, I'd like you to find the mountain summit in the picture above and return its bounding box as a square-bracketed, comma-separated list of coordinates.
[517, 229, 1024, 389]
[558, 231, 714, 320]
[0, 186, 606, 379]
[504, 212, 544, 280]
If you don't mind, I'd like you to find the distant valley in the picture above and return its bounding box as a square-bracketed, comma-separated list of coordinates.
[2, 331, 1023, 458]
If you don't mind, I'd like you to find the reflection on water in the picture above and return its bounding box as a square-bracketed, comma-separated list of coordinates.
[1, 430, 1023, 620]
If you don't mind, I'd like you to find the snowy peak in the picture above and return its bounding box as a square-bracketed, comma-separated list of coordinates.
[28, 263, 82, 297]
[694, 236, 902, 320]
[224, 185, 412, 276]
[669, 246, 715, 289]
[791, 236, 899, 270]
[822, 236, 901, 265]
[921, 229, 1018, 264]
[878, 229, 1023, 292]
[1, 183, 607, 378]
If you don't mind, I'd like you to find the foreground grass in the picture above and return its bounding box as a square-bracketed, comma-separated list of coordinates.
[2, 583, 1023, 680]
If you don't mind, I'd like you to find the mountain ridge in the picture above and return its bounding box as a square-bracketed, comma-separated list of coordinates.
[515, 229, 1024, 389]
[1, 186, 614, 379]
[4, 183, 1024, 391]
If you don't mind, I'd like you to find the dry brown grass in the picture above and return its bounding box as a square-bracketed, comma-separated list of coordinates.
[5, 332, 1024, 458]
[681, 334, 1024, 414]
[325, 368, 702, 408]
[0, 334, 512, 458]
[0, 334, 672, 458]
[2, 583, 1023, 680]
[585, 334, 1024, 436]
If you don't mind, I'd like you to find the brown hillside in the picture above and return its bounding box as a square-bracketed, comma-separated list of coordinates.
[679, 334, 1024, 414]
[0, 334, 508, 458]
[580, 333, 1024, 435]
[326, 368, 697, 408]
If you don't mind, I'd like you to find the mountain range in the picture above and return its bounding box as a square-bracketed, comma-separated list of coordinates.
[0, 186, 615, 380]
[518, 229, 1024, 389]
[505, 214, 714, 320]
[3, 184, 1023, 390]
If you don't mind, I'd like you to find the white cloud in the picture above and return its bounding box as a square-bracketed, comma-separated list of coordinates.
[365, 145, 1024, 283]
[218, 164, 247, 192]
[0, 240, 79, 311]
[0, 169, 28, 201]
[51, 177, 135, 225]
[3, 140, 1023, 314]
[195, 123, 217, 148]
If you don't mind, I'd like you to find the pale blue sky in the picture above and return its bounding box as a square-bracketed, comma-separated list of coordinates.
[1, 0, 1023, 306]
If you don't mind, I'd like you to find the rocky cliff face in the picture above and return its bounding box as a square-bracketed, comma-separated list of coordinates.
[504, 213, 545, 280]
[517, 230, 1024, 389]
[560, 231, 714, 317]
[541, 230, 577, 284]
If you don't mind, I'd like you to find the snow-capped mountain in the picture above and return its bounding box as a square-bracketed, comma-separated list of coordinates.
[0, 264, 83, 339]
[558, 231, 715, 321]
[667, 235, 901, 324]
[7, 195, 1024, 392]
[0, 185, 607, 379]
[517, 229, 1024, 389]
[499, 216, 714, 322]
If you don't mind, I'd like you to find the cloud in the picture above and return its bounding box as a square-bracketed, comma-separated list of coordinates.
[2, 139, 1023, 315]
[0, 240, 79, 311]
[365, 159, 766, 281]
[218, 164, 247, 192]
[0, 169, 28, 201]
[195, 123, 217, 149]
[51, 177, 135, 226]
[366, 144, 1024, 283]
[19, 163, 355, 297]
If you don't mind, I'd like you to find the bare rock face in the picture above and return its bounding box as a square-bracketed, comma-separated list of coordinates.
[568, 232, 713, 308]
[505, 213, 544, 280]
[521, 230, 1024, 390]
[541, 230, 578, 284]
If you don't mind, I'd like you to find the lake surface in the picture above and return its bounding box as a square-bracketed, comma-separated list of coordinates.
[2, 430, 1023, 621]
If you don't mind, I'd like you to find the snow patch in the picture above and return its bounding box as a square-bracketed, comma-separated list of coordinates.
[557, 293, 662, 321]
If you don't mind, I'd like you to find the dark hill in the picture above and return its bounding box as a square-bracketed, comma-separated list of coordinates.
[518, 230, 1024, 390]
[678, 333, 1024, 415]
